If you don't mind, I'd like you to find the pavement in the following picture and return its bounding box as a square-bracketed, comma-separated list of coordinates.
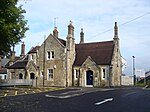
[0, 87, 64, 97]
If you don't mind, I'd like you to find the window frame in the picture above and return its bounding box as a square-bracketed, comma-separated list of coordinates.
[101, 68, 106, 80]
[47, 69, 54, 80]
[47, 51, 55, 60]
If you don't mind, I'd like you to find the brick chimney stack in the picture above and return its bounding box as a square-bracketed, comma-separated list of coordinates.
[53, 27, 59, 38]
[68, 21, 74, 37]
[80, 28, 84, 44]
[20, 42, 25, 59]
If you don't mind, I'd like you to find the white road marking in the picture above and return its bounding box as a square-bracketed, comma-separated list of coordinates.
[4, 93, 7, 96]
[95, 98, 113, 105]
[15, 91, 18, 95]
[45, 93, 84, 99]
[123, 91, 138, 97]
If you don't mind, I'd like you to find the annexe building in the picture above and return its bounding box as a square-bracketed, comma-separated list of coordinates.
[6, 21, 122, 87]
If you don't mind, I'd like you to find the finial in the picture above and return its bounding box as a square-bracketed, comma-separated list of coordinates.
[70, 20, 73, 25]
[115, 22, 117, 26]
[80, 28, 84, 44]
[54, 26, 57, 30]
[114, 22, 118, 36]
[54, 17, 58, 28]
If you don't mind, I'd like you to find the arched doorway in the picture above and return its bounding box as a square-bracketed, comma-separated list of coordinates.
[86, 70, 93, 86]
[30, 73, 35, 79]
[19, 73, 23, 79]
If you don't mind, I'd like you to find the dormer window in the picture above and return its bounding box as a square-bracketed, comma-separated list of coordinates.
[47, 51, 54, 60]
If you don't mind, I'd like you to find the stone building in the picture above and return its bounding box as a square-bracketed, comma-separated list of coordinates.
[6, 21, 122, 87]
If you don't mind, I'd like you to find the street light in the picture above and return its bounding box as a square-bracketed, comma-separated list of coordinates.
[132, 56, 136, 85]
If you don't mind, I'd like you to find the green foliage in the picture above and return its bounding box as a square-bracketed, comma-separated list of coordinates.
[0, 0, 29, 56]
[136, 83, 146, 87]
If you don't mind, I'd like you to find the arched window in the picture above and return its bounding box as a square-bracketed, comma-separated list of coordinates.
[30, 73, 35, 79]
[19, 73, 23, 79]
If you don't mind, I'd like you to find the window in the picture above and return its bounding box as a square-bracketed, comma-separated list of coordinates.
[4, 75, 7, 79]
[30, 73, 35, 79]
[31, 54, 34, 60]
[47, 51, 54, 60]
[102, 68, 106, 80]
[19, 73, 23, 79]
[75, 69, 79, 79]
[48, 69, 53, 80]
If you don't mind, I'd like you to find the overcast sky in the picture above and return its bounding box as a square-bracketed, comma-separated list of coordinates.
[16, 0, 150, 75]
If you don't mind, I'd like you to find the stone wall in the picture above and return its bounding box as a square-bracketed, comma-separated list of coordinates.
[121, 76, 134, 86]
[38, 34, 66, 87]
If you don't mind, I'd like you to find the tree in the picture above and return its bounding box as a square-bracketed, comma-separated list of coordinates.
[0, 0, 28, 57]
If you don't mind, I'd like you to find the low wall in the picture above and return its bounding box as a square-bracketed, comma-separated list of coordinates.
[121, 76, 134, 86]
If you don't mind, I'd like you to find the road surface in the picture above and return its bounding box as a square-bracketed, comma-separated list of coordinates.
[0, 87, 150, 112]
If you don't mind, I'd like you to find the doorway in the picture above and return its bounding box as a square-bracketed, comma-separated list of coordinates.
[86, 70, 93, 86]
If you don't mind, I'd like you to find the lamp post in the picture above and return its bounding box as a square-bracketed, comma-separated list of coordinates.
[132, 56, 136, 85]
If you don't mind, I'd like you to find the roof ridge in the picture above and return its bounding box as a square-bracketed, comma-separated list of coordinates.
[76, 40, 113, 45]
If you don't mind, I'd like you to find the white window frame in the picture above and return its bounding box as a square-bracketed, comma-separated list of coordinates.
[74, 69, 79, 80]
[47, 69, 54, 80]
[31, 54, 34, 60]
[101, 68, 106, 80]
[47, 51, 55, 60]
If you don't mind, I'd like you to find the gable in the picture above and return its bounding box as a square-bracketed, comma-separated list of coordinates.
[39, 34, 66, 54]
[27, 61, 37, 72]
[74, 41, 114, 66]
[82, 56, 99, 68]
[38, 34, 66, 61]
[40, 34, 66, 49]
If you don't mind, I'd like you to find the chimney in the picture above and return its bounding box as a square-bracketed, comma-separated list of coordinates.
[10, 45, 15, 62]
[20, 42, 25, 58]
[11, 51, 15, 62]
[80, 28, 84, 44]
[53, 27, 59, 38]
[68, 20, 74, 37]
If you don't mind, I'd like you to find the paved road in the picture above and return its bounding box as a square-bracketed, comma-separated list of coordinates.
[0, 87, 150, 112]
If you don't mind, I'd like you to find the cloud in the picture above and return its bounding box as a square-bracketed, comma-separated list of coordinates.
[17, 0, 150, 75]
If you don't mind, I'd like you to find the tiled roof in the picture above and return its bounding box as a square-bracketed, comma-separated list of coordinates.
[5, 56, 20, 68]
[74, 41, 114, 66]
[58, 38, 66, 46]
[1, 58, 9, 67]
[0, 69, 7, 74]
[28, 46, 40, 54]
[7, 60, 28, 69]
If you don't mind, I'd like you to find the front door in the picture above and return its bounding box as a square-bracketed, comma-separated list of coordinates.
[86, 70, 93, 86]
[30, 73, 35, 79]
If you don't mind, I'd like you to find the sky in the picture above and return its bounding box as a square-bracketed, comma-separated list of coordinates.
[16, 0, 150, 75]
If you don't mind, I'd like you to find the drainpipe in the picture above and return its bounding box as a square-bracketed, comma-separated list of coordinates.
[66, 49, 69, 87]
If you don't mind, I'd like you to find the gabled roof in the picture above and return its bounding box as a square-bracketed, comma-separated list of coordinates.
[74, 41, 114, 66]
[5, 56, 20, 68]
[7, 60, 28, 69]
[28, 46, 40, 54]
